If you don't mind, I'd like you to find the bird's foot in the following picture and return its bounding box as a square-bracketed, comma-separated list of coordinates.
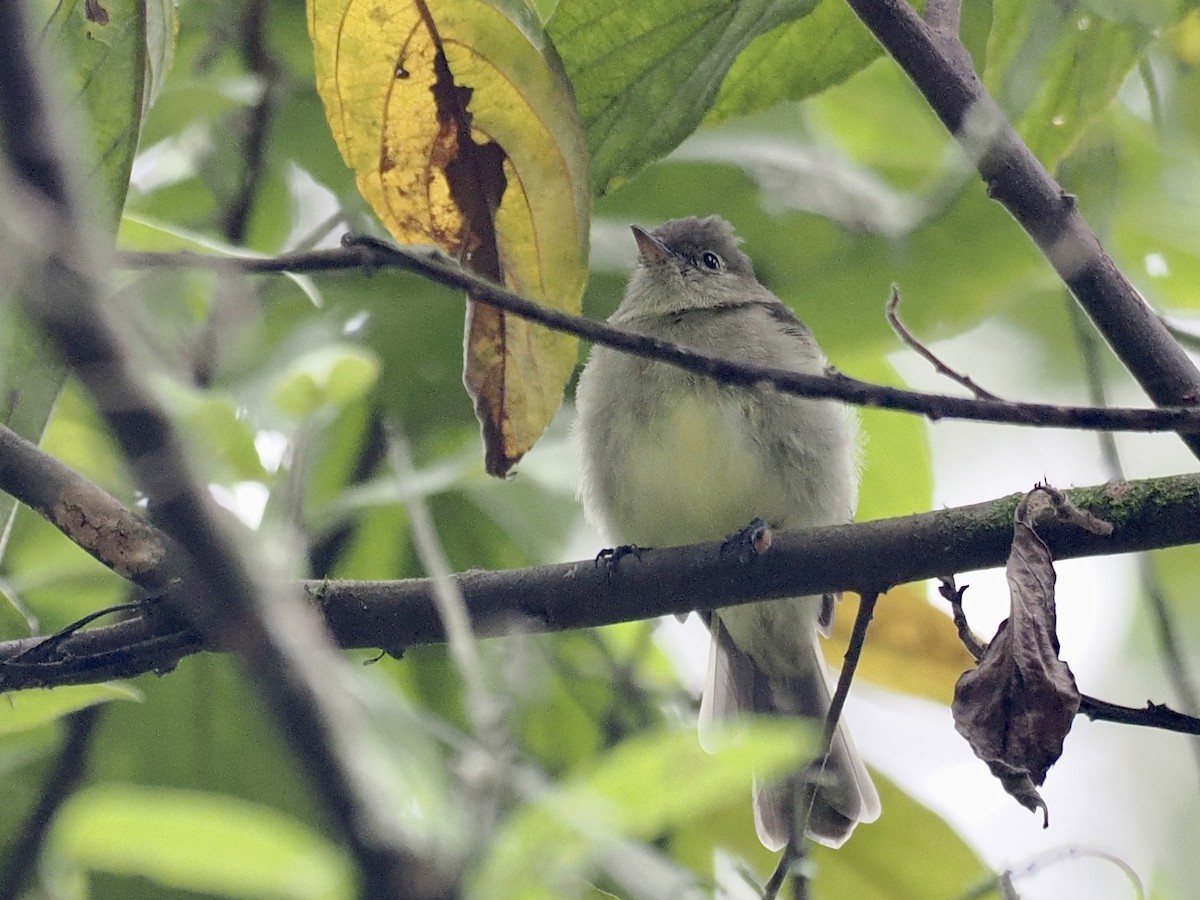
[720, 517, 773, 564]
[595, 544, 645, 580]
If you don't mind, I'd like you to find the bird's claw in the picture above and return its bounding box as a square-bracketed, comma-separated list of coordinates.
[595, 544, 644, 580]
[720, 517, 773, 564]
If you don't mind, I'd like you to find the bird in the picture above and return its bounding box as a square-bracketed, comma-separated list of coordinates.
[574, 215, 880, 849]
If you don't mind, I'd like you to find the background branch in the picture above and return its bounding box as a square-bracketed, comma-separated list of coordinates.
[1069, 295, 1200, 773]
[220, 0, 278, 245]
[0, 1, 455, 894]
[0, 423, 173, 592]
[0, 705, 104, 900]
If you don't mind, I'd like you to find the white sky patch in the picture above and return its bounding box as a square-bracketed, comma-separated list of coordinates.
[1144, 252, 1169, 278]
[254, 430, 289, 474]
[283, 163, 346, 251]
[209, 482, 269, 529]
[130, 126, 211, 193]
[343, 310, 371, 336]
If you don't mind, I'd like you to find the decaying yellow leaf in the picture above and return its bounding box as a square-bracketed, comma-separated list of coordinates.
[825, 586, 976, 706]
[309, 0, 590, 475]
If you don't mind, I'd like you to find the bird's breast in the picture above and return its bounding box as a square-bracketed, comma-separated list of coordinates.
[608, 388, 779, 547]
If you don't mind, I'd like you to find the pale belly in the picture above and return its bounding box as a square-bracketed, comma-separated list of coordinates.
[607, 391, 784, 548]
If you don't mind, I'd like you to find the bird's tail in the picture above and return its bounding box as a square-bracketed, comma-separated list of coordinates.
[700, 614, 880, 850]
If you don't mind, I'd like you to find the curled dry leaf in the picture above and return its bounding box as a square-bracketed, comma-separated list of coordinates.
[952, 488, 1084, 825]
[309, 0, 590, 476]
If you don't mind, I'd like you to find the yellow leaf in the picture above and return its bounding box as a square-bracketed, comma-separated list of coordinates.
[309, 0, 590, 475]
[824, 586, 976, 706]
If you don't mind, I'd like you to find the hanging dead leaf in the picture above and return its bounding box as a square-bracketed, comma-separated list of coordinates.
[309, 0, 590, 475]
[952, 488, 1083, 824]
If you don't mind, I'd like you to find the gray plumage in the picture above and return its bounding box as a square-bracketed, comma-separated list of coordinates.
[574, 216, 880, 849]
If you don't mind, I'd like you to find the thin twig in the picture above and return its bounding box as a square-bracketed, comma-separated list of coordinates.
[957, 845, 1145, 900]
[767, 592, 881, 900]
[1069, 300, 1200, 772]
[812, 592, 879, 820]
[221, 0, 278, 245]
[886, 286, 1001, 400]
[938, 576, 986, 660]
[762, 845, 796, 900]
[386, 422, 512, 829]
[943, 574, 1200, 736]
[115, 241, 1200, 436]
[1077, 697, 1200, 735]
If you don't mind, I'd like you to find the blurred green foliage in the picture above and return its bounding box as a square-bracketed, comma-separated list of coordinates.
[4, 0, 1200, 897]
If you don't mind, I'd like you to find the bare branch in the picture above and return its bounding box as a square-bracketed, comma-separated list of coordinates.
[843, 0, 1200, 461]
[1077, 698, 1200, 735]
[117, 240, 1200, 437]
[772, 591, 881, 900]
[886, 287, 1001, 400]
[0, 424, 173, 592]
[221, 0, 279, 245]
[4, 473, 1200, 696]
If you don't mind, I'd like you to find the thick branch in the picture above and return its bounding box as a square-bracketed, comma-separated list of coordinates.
[844, 0, 1200, 459]
[4, 474, 1200, 695]
[117, 242, 1200, 436]
[0, 424, 173, 591]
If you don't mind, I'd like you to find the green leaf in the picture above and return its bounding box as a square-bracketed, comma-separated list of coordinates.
[1, 508, 128, 633]
[987, 1, 1190, 170]
[548, 0, 819, 196]
[1, 0, 161, 559]
[38, 384, 134, 498]
[0, 683, 141, 737]
[156, 387, 268, 482]
[849, 355, 933, 522]
[0, 303, 66, 563]
[0, 584, 34, 640]
[42, 0, 161, 222]
[707, 0, 917, 125]
[1015, 16, 1150, 168]
[676, 771, 989, 895]
[118, 213, 321, 306]
[473, 723, 811, 897]
[53, 785, 353, 900]
[809, 774, 992, 898]
[272, 345, 382, 417]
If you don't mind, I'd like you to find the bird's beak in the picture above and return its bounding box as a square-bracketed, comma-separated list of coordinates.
[631, 225, 671, 265]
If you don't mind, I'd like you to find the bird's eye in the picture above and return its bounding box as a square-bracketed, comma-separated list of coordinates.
[700, 251, 723, 271]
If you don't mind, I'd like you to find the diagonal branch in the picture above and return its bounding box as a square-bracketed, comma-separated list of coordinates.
[843, 0, 1200, 460]
[0, 1, 455, 894]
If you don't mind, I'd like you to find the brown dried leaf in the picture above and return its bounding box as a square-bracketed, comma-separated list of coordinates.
[952, 489, 1081, 824]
